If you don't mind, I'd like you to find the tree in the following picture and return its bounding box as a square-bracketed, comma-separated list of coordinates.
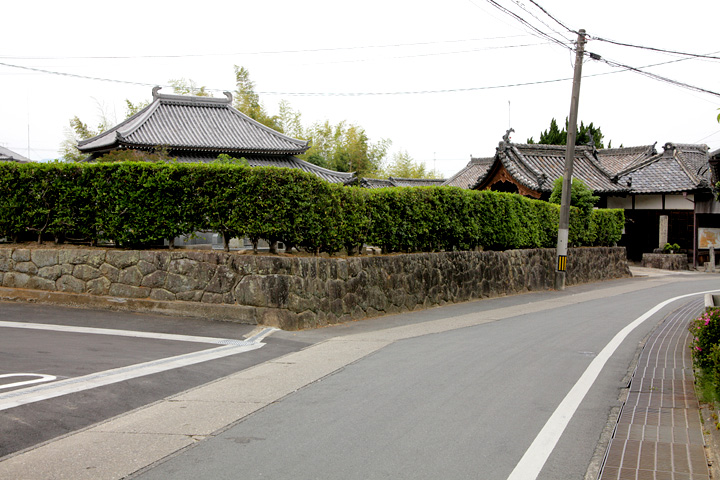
[233, 65, 283, 132]
[527, 117, 606, 149]
[378, 150, 442, 179]
[298, 120, 390, 176]
[169, 78, 211, 97]
[548, 177, 599, 215]
[60, 114, 113, 162]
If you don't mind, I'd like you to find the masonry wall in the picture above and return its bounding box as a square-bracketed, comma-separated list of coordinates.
[0, 247, 630, 330]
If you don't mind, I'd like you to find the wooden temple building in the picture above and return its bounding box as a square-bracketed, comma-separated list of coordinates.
[445, 133, 720, 265]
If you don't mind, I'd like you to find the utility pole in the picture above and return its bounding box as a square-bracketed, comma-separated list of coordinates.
[555, 29, 587, 291]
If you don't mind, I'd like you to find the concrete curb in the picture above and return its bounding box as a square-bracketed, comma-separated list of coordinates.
[0, 286, 259, 324]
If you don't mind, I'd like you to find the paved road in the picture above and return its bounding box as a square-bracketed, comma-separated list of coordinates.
[0, 303, 310, 457]
[1, 270, 718, 480]
[130, 272, 718, 480]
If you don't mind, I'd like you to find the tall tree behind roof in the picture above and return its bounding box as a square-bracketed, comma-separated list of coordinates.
[527, 117, 606, 149]
[169, 78, 210, 97]
[377, 150, 442, 179]
[233, 65, 283, 132]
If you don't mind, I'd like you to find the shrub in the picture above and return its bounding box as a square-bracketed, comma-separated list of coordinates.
[690, 308, 720, 369]
[690, 308, 720, 400]
[0, 162, 626, 254]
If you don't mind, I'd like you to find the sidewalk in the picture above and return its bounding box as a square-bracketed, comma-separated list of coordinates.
[598, 297, 710, 479]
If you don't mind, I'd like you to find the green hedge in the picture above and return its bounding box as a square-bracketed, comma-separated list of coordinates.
[0, 162, 624, 254]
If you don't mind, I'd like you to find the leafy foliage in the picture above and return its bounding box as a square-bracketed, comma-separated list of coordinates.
[96, 147, 176, 163]
[691, 308, 720, 370]
[548, 177, 599, 215]
[169, 78, 211, 97]
[377, 150, 442, 179]
[0, 163, 625, 254]
[690, 308, 720, 401]
[527, 118, 607, 149]
[233, 65, 283, 131]
[213, 154, 249, 166]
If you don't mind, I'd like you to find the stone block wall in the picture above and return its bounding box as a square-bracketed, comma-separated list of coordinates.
[641, 253, 689, 270]
[0, 246, 630, 330]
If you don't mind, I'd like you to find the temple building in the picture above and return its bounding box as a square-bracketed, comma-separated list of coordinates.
[448, 133, 720, 266]
[77, 87, 353, 184]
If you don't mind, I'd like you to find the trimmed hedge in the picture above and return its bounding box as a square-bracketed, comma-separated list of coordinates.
[0, 162, 624, 254]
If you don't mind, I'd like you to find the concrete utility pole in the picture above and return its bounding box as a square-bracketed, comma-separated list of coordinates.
[555, 29, 587, 291]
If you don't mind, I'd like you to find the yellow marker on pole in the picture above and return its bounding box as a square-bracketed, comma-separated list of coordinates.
[557, 255, 567, 272]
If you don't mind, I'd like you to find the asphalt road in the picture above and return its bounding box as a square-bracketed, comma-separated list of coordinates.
[0, 303, 310, 458]
[129, 273, 720, 480]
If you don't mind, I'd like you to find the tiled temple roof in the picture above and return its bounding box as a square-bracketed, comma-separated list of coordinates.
[617, 143, 710, 193]
[74, 88, 363, 183]
[442, 157, 493, 188]
[594, 144, 657, 175]
[445, 138, 712, 197]
[78, 88, 309, 156]
[494, 143, 626, 193]
[0, 146, 30, 163]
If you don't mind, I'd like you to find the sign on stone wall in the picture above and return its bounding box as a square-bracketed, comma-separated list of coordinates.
[699, 228, 720, 248]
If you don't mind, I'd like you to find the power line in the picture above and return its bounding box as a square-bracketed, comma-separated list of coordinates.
[297, 41, 558, 66]
[479, 0, 572, 51]
[1, 48, 716, 99]
[509, 0, 573, 43]
[589, 36, 720, 61]
[258, 77, 572, 96]
[0, 35, 533, 61]
[526, 0, 576, 35]
[597, 56, 720, 97]
[0, 61, 164, 89]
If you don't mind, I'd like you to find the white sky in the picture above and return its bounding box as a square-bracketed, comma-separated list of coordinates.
[2, 0, 719, 178]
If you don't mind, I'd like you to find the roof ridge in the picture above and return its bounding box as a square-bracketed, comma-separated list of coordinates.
[152, 86, 232, 105]
[615, 151, 663, 177]
[226, 105, 309, 152]
[584, 149, 615, 178]
[77, 100, 161, 148]
[508, 144, 546, 182]
[672, 148, 704, 185]
[291, 156, 354, 178]
[596, 144, 656, 155]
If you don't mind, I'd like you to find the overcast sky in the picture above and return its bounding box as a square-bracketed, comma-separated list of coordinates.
[2, 0, 719, 177]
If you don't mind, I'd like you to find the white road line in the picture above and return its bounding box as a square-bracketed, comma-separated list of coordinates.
[0, 374, 57, 390]
[0, 320, 269, 345]
[0, 342, 265, 411]
[0, 325, 278, 411]
[506, 289, 720, 480]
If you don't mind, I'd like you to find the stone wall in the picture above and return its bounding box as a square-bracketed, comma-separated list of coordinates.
[0, 246, 630, 330]
[641, 253, 689, 270]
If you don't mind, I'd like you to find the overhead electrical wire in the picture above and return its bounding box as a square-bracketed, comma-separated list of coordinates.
[509, 0, 573, 44]
[526, 0, 576, 35]
[597, 56, 720, 97]
[478, 0, 572, 51]
[0, 35, 533, 61]
[1, 0, 717, 100]
[588, 36, 720, 61]
[481, 0, 720, 98]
